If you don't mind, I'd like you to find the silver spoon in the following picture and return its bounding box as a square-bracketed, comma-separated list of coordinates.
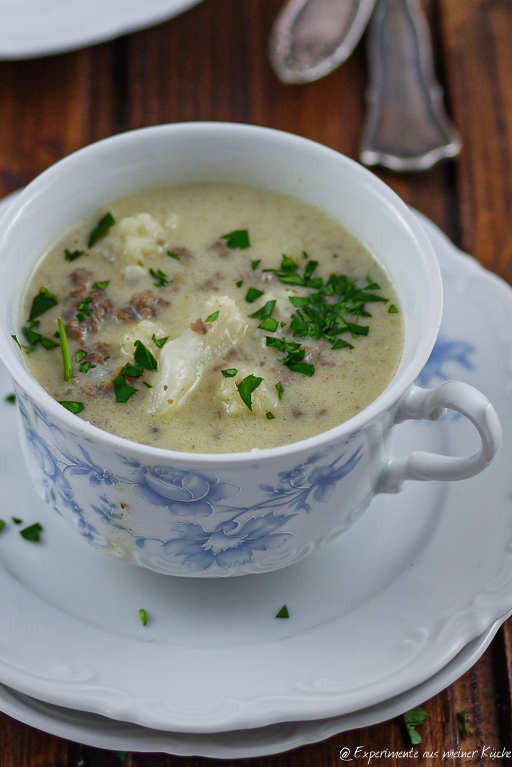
[359, 0, 461, 171]
[269, 0, 377, 84]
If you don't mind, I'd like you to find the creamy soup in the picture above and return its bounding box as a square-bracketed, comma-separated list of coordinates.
[20, 183, 403, 452]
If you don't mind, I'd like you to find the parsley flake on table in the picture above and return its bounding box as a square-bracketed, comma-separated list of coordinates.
[29, 287, 58, 321]
[220, 229, 250, 249]
[403, 706, 428, 745]
[88, 212, 115, 248]
[20, 522, 43, 542]
[457, 710, 470, 737]
[236, 374, 263, 411]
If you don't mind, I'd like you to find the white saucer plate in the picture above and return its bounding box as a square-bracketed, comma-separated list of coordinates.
[0, 0, 204, 60]
[0, 200, 511, 734]
[0, 616, 506, 759]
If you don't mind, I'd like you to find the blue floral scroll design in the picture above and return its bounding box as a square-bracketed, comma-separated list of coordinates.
[133, 446, 364, 570]
[416, 336, 476, 387]
[16, 389, 363, 570]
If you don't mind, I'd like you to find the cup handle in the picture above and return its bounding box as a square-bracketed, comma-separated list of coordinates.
[377, 381, 502, 493]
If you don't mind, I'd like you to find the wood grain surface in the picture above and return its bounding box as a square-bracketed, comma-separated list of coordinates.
[0, 0, 511, 764]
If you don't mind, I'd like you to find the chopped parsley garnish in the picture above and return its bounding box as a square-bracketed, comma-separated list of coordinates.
[248, 300, 275, 321]
[275, 381, 284, 399]
[152, 334, 168, 348]
[120, 361, 144, 377]
[251, 259, 261, 270]
[167, 250, 180, 260]
[4, 394, 15, 404]
[65, 249, 85, 262]
[457, 710, 470, 737]
[139, 608, 147, 626]
[265, 337, 315, 376]
[20, 522, 43, 542]
[11, 517, 22, 524]
[220, 229, 250, 249]
[403, 706, 428, 745]
[266, 411, 275, 419]
[29, 287, 58, 321]
[149, 268, 170, 287]
[258, 317, 278, 332]
[88, 212, 115, 248]
[112, 375, 137, 403]
[236, 280, 243, 288]
[245, 287, 264, 304]
[236, 374, 263, 411]
[76, 296, 93, 318]
[0, 520, 4, 532]
[221, 368, 238, 378]
[58, 319, 73, 382]
[91, 280, 110, 290]
[388, 304, 398, 313]
[276, 605, 289, 618]
[11, 335, 22, 349]
[79, 361, 91, 373]
[59, 400, 85, 414]
[76, 350, 87, 362]
[134, 340, 158, 371]
[205, 310, 219, 323]
[143, 381, 153, 388]
[21, 320, 59, 352]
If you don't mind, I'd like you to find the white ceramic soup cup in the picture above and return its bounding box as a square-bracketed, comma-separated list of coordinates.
[0, 123, 502, 577]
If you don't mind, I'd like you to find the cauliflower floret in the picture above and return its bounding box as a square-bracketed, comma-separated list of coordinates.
[148, 295, 249, 412]
[216, 369, 280, 416]
[93, 213, 166, 266]
[121, 320, 165, 356]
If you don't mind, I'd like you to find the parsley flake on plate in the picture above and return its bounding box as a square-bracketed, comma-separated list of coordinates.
[139, 608, 148, 626]
[0, 520, 5, 532]
[4, 394, 15, 404]
[276, 605, 289, 618]
[20, 522, 43, 542]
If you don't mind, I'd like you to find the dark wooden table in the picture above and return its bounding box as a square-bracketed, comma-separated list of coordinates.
[1, 0, 512, 764]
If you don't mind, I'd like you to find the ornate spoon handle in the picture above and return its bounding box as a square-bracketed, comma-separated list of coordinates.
[360, 0, 461, 171]
[269, 0, 377, 84]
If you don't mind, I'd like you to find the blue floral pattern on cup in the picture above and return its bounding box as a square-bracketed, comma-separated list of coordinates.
[15, 388, 364, 573]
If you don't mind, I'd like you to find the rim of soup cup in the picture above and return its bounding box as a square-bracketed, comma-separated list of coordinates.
[0, 122, 443, 466]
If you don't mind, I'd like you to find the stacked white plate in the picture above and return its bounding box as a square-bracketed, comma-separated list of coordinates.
[0, 198, 511, 757]
[0, 0, 205, 60]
